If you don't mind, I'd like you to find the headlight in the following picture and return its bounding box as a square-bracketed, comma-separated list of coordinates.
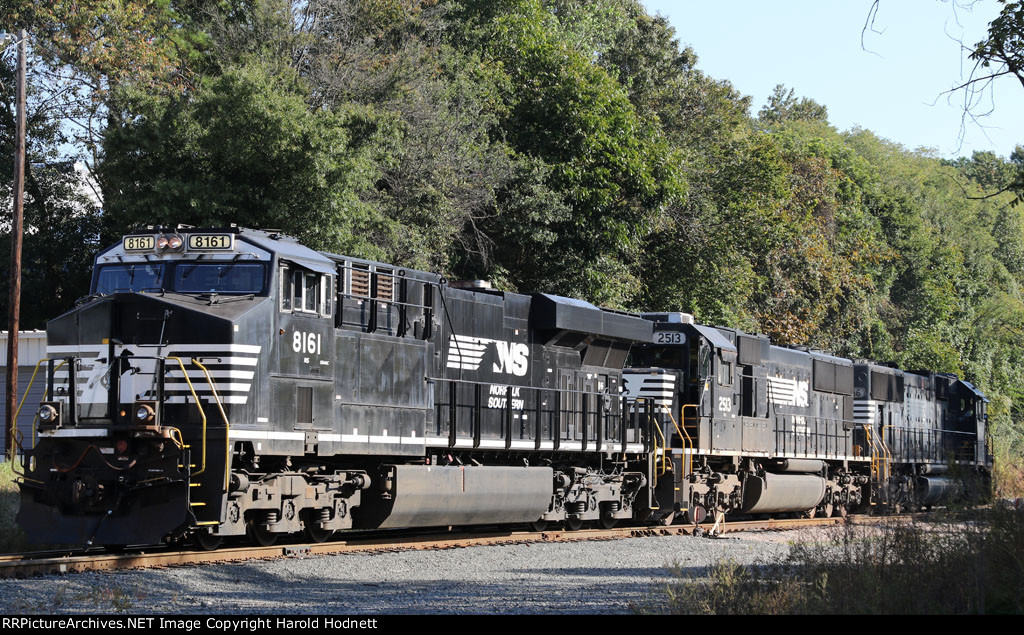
[135, 403, 155, 422]
[157, 235, 169, 249]
[38, 405, 57, 422]
[168, 235, 183, 249]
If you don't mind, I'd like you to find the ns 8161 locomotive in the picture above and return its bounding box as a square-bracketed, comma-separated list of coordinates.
[16, 227, 665, 548]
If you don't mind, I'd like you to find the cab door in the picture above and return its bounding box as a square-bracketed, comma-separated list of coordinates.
[273, 264, 335, 431]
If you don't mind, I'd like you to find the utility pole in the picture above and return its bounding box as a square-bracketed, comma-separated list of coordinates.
[5, 29, 26, 461]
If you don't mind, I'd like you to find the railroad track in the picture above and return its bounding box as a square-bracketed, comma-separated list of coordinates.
[0, 514, 899, 579]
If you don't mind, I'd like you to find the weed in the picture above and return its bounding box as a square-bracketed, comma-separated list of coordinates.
[0, 460, 31, 553]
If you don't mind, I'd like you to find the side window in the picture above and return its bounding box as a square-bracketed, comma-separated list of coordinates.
[280, 264, 333, 317]
[303, 272, 319, 312]
[322, 275, 333, 318]
[280, 267, 293, 312]
[718, 358, 733, 386]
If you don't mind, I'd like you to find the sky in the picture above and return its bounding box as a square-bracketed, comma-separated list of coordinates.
[642, 1, 1024, 159]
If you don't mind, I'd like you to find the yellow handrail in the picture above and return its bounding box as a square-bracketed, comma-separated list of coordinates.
[13, 358, 49, 423]
[865, 425, 879, 478]
[190, 358, 231, 489]
[650, 412, 668, 477]
[679, 403, 700, 478]
[13, 358, 67, 448]
[166, 357, 207, 477]
[880, 424, 893, 479]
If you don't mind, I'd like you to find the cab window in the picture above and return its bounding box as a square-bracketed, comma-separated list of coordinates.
[95, 264, 165, 294]
[174, 262, 265, 294]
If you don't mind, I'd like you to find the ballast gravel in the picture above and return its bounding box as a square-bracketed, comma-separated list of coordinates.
[1, 531, 797, 614]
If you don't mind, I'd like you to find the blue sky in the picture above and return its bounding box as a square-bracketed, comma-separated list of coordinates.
[642, 1, 1024, 159]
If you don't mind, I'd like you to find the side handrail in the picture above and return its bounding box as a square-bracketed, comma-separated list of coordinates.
[190, 357, 231, 489]
[649, 410, 668, 478]
[864, 425, 881, 479]
[880, 424, 893, 479]
[670, 406, 695, 478]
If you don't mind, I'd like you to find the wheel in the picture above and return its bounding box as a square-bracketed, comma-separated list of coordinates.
[303, 523, 334, 544]
[564, 516, 584, 531]
[528, 519, 548, 532]
[803, 506, 817, 519]
[657, 511, 677, 526]
[823, 503, 834, 518]
[836, 504, 848, 519]
[247, 522, 278, 547]
[598, 510, 618, 529]
[193, 531, 223, 551]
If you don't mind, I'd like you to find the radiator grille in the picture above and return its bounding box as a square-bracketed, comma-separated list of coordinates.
[350, 266, 370, 298]
[296, 387, 313, 424]
[375, 269, 394, 301]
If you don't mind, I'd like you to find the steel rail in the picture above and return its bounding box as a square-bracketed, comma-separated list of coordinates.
[0, 514, 906, 579]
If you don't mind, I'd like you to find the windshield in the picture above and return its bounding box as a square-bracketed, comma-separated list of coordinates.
[174, 262, 266, 294]
[95, 264, 165, 294]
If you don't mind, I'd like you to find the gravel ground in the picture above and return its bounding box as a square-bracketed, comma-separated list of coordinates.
[0, 531, 798, 614]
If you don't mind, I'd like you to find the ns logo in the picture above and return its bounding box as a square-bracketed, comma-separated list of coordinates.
[446, 334, 530, 377]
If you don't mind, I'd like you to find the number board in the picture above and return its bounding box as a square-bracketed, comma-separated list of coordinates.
[187, 234, 235, 251]
[654, 331, 686, 345]
[122, 235, 155, 252]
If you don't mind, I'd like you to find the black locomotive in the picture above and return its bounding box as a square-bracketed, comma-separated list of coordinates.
[14, 228, 992, 547]
[626, 313, 992, 523]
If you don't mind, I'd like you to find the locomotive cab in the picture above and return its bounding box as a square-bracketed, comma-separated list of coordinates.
[16, 227, 291, 545]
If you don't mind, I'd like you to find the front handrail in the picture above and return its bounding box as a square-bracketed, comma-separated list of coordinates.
[190, 357, 231, 489]
[13, 357, 68, 448]
[166, 356, 208, 477]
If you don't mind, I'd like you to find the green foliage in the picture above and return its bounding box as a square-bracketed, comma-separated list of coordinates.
[759, 84, 829, 124]
[101, 62, 402, 258]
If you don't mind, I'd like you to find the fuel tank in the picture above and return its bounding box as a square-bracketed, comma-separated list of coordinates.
[741, 472, 827, 514]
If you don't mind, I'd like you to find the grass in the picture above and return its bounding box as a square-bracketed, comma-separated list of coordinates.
[0, 460, 31, 553]
[650, 508, 1024, 615]
[12, 583, 143, 613]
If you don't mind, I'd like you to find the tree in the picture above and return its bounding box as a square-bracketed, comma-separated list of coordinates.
[101, 62, 401, 258]
[758, 85, 829, 124]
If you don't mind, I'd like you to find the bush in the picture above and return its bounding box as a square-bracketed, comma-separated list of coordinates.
[655, 509, 1024, 614]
